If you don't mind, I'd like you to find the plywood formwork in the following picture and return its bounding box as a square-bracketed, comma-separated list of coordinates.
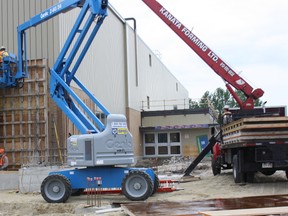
[0, 59, 65, 168]
[222, 117, 288, 145]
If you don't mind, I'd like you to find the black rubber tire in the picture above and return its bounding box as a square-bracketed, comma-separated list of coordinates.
[152, 174, 160, 195]
[233, 155, 243, 183]
[211, 157, 221, 176]
[245, 172, 255, 183]
[41, 174, 72, 203]
[285, 171, 288, 179]
[71, 188, 85, 196]
[261, 170, 276, 176]
[122, 170, 153, 201]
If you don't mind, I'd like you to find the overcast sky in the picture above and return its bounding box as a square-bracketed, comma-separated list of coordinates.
[109, 0, 288, 108]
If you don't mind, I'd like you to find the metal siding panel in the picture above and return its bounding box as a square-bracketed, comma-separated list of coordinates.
[35, 0, 42, 58]
[7, 0, 13, 50]
[29, 0, 36, 60]
[59, 8, 127, 114]
[52, 10, 60, 65]
[11, 0, 19, 52]
[0, 1, 4, 44]
[16, 0, 25, 53]
[41, 0, 48, 58]
[1, 1, 8, 47]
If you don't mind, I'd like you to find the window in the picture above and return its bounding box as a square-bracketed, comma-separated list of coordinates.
[170, 133, 180, 142]
[171, 146, 181, 154]
[145, 133, 155, 143]
[144, 132, 181, 157]
[145, 147, 155, 155]
[158, 133, 167, 143]
[149, 54, 152, 66]
[158, 146, 168, 155]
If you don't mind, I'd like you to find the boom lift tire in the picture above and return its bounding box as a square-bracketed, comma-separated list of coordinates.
[152, 174, 160, 194]
[71, 188, 85, 196]
[233, 155, 243, 183]
[41, 174, 72, 203]
[122, 170, 153, 201]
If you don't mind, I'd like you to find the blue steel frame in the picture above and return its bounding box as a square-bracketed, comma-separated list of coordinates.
[15, 0, 110, 134]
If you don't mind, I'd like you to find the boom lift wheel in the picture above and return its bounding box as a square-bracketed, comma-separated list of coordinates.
[41, 174, 72, 203]
[152, 174, 160, 194]
[122, 170, 153, 201]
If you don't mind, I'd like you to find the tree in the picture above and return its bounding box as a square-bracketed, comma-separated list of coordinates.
[189, 87, 264, 123]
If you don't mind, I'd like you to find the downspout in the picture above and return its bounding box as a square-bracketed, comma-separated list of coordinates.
[125, 18, 139, 87]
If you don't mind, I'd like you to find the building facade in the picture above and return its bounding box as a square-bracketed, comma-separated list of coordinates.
[141, 108, 216, 158]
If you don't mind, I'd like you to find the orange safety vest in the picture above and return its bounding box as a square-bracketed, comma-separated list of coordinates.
[0, 154, 8, 167]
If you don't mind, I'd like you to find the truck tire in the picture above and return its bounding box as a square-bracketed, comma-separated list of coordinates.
[261, 170, 275, 176]
[245, 172, 255, 183]
[211, 156, 221, 176]
[233, 155, 243, 183]
[285, 171, 288, 179]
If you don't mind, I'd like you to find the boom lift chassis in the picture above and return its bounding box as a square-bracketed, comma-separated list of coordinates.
[0, 0, 157, 202]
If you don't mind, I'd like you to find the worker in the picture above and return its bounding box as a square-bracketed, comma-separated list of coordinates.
[223, 105, 232, 124]
[0, 148, 8, 170]
[0, 46, 9, 67]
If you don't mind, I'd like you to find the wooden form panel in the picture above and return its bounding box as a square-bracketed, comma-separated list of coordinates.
[0, 59, 53, 168]
[222, 117, 288, 145]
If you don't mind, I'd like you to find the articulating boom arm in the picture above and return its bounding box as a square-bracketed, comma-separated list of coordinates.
[142, 0, 264, 110]
[15, 0, 110, 134]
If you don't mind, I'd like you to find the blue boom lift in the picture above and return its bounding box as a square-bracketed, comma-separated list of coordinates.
[0, 0, 157, 202]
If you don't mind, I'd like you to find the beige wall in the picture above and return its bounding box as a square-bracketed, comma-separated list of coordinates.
[142, 113, 212, 127]
[126, 108, 143, 159]
[181, 128, 211, 157]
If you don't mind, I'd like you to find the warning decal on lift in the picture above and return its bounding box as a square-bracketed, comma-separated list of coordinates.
[111, 122, 128, 135]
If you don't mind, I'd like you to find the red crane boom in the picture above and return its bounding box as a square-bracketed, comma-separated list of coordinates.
[142, 0, 264, 110]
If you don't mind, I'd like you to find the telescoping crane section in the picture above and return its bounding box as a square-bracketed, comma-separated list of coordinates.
[1, 0, 157, 203]
[142, 0, 264, 110]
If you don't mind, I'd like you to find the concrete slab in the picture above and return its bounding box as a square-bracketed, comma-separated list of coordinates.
[0, 171, 18, 190]
[19, 166, 62, 193]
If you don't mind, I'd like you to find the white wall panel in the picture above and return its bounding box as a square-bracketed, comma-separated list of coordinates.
[127, 28, 189, 111]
